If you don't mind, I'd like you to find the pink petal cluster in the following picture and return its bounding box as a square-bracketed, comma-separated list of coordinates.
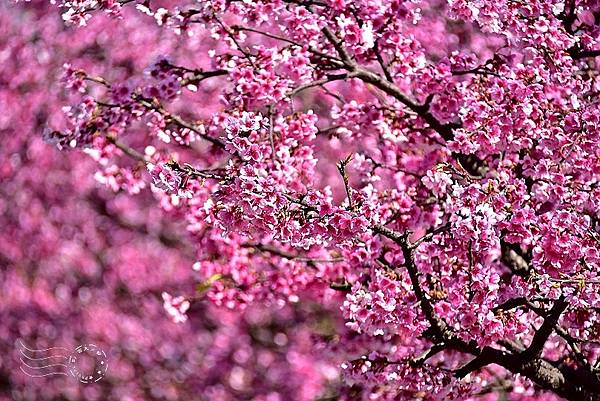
[161, 292, 190, 323]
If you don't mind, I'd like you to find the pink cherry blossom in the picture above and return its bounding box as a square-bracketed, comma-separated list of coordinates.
[4, 0, 600, 400]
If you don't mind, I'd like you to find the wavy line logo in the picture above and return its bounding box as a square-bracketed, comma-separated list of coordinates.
[18, 339, 108, 384]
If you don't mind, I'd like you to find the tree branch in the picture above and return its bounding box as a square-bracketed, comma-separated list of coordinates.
[288, 72, 358, 98]
[106, 135, 148, 162]
[569, 48, 600, 60]
[374, 225, 450, 340]
[500, 239, 531, 277]
[336, 154, 354, 210]
[521, 299, 568, 361]
[134, 95, 227, 149]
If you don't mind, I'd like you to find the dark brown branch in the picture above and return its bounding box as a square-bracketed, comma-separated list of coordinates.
[455, 347, 512, 378]
[336, 154, 354, 210]
[555, 326, 596, 372]
[351, 66, 458, 142]
[322, 26, 355, 65]
[560, 0, 577, 34]
[166, 160, 226, 181]
[493, 297, 550, 312]
[496, 297, 600, 386]
[242, 242, 297, 259]
[283, 0, 328, 7]
[180, 69, 228, 86]
[412, 343, 447, 365]
[213, 15, 257, 68]
[373, 223, 598, 400]
[134, 95, 227, 149]
[569, 48, 600, 60]
[374, 225, 450, 340]
[83, 72, 227, 149]
[451, 67, 501, 78]
[447, 337, 600, 401]
[372, 224, 408, 245]
[500, 239, 531, 277]
[282, 193, 319, 212]
[373, 40, 394, 82]
[241, 241, 344, 264]
[329, 281, 352, 292]
[521, 299, 567, 360]
[231, 25, 343, 65]
[106, 135, 148, 162]
[320, 25, 491, 178]
[266, 104, 277, 161]
[410, 223, 451, 249]
[288, 72, 358, 97]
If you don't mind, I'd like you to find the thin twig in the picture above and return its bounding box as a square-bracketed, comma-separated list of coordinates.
[106, 135, 148, 162]
[336, 154, 354, 210]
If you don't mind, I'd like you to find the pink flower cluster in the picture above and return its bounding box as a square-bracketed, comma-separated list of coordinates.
[161, 292, 190, 323]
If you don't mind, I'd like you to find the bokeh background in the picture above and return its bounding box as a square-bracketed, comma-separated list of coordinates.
[0, 2, 344, 400]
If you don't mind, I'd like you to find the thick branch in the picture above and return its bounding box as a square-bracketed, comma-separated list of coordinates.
[374, 225, 450, 340]
[448, 337, 598, 401]
[322, 26, 355, 66]
[500, 239, 531, 277]
[352, 67, 458, 141]
[319, 25, 492, 177]
[455, 347, 512, 378]
[373, 225, 597, 400]
[569, 48, 600, 60]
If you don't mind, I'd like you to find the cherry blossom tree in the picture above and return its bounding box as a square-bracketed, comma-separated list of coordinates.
[1, 3, 341, 401]
[4, 0, 600, 400]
